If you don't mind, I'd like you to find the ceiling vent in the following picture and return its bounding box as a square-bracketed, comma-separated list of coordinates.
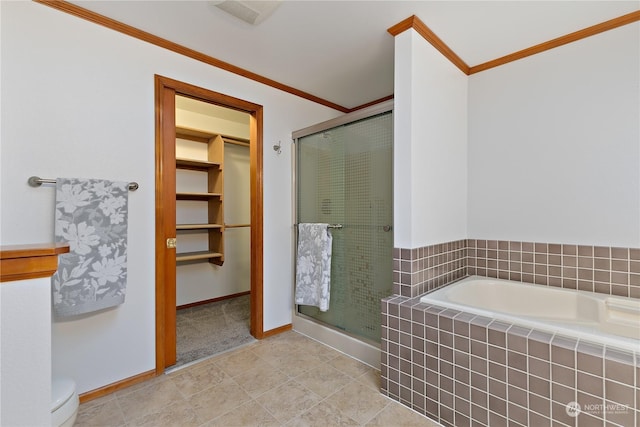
[212, 1, 282, 25]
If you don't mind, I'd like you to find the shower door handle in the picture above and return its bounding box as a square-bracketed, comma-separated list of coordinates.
[382, 225, 392, 232]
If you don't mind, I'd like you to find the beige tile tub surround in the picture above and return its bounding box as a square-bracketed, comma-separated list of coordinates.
[381, 296, 639, 427]
[394, 239, 640, 299]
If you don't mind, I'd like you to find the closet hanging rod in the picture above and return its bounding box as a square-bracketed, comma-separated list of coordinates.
[27, 176, 139, 191]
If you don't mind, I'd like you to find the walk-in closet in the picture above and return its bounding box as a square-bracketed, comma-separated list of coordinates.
[174, 95, 252, 367]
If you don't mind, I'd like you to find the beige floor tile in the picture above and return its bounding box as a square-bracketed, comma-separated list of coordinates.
[75, 397, 126, 427]
[75, 392, 118, 412]
[114, 374, 172, 398]
[295, 338, 342, 362]
[116, 378, 186, 421]
[276, 349, 326, 377]
[169, 361, 229, 397]
[266, 330, 312, 347]
[250, 340, 298, 367]
[214, 347, 265, 377]
[328, 353, 375, 379]
[366, 401, 440, 426]
[324, 380, 392, 424]
[233, 364, 290, 398]
[255, 380, 322, 423]
[187, 376, 252, 423]
[75, 332, 432, 427]
[202, 399, 281, 427]
[125, 399, 200, 427]
[293, 364, 352, 398]
[356, 368, 382, 391]
[287, 400, 360, 427]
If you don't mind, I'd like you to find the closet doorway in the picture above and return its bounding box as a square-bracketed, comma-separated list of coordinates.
[155, 75, 264, 372]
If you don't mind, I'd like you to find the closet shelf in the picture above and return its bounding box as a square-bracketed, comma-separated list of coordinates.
[176, 251, 223, 262]
[176, 158, 221, 170]
[176, 192, 222, 200]
[176, 224, 223, 230]
[175, 126, 225, 265]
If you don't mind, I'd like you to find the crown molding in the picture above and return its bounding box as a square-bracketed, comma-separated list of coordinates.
[32, 1, 639, 113]
[347, 94, 395, 113]
[469, 10, 640, 74]
[389, 10, 640, 76]
[34, 0, 351, 113]
[388, 15, 471, 75]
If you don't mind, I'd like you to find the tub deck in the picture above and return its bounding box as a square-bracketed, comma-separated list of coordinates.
[420, 276, 640, 353]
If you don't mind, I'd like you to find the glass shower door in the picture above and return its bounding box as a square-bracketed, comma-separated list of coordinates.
[296, 111, 393, 343]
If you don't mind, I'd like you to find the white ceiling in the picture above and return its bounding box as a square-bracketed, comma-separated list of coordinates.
[70, 1, 639, 110]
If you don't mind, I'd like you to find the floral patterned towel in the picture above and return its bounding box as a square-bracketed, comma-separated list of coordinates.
[295, 223, 332, 312]
[52, 178, 128, 317]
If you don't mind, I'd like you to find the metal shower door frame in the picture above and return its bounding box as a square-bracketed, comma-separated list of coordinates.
[291, 99, 393, 345]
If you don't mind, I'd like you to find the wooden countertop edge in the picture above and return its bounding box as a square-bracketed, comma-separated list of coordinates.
[0, 243, 70, 283]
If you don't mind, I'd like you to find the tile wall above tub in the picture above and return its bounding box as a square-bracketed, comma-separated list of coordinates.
[393, 240, 640, 299]
[393, 240, 467, 298]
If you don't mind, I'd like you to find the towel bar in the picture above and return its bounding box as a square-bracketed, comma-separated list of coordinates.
[28, 176, 139, 191]
[294, 223, 342, 229]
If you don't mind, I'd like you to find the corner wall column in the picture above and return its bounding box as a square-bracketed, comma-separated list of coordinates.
[0, 243, 69, 426]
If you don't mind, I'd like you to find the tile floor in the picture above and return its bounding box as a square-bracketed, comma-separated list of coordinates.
[176, 295, 254, 368]
[75, 331, 440, 426]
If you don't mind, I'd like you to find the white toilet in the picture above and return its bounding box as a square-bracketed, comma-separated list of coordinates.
[51, 377, 79, 427]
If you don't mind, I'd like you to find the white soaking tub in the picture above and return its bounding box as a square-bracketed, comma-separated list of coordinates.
[420, 276, 640, 352]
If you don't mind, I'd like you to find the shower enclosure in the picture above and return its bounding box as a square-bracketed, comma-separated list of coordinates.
[293, 101, 393, 352]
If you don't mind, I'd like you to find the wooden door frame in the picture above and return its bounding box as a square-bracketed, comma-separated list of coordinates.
[154, 75, 264, 373]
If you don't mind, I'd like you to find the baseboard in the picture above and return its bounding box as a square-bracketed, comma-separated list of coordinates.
[78, 369, 156, 403]
[79, 323, 290, 403]
[262, 323, 292, 338]
[82, 293, 254, 403]
[176, 291, 250, 310]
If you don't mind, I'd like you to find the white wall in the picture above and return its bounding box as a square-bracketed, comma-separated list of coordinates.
[0, 1, 340, 394]
[468, 23, 640, 247]
[1, 277, 51, 426]
[393, 31, 414, 249]
[394, 29, 468, 249]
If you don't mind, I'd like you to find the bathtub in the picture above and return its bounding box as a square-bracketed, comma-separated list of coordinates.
[420, 276, 640, 353]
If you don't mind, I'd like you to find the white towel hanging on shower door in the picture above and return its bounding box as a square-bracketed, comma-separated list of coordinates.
[295, 223, 332, 312]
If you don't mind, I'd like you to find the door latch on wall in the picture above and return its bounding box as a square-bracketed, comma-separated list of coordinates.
[166, 238, 177, 249]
